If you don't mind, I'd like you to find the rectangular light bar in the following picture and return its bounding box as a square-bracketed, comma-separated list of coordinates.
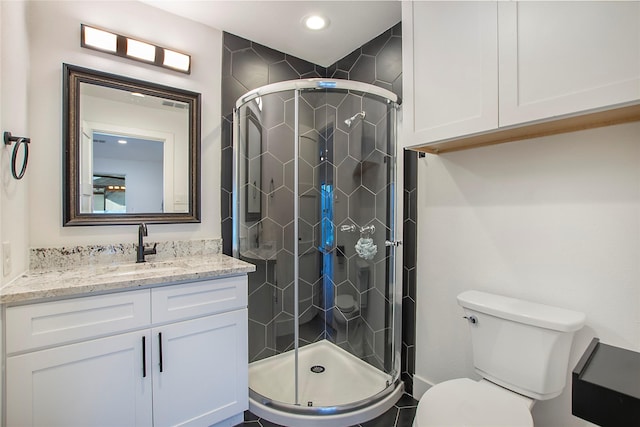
[81, 24, 191, 74]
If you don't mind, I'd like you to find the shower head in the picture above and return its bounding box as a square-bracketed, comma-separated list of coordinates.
[344, 111, 366, 127]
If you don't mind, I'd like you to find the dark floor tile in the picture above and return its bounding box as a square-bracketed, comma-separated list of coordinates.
[395, 393, 418, 408]
[397, 406, 418, 426]
[258, 418, 285, 427]
[359, 407, 398, 427]
[244, 411, 261, 422]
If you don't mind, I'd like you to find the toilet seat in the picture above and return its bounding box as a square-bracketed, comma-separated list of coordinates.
[414, 378, 533, 427]
[336, 294, 358, 313]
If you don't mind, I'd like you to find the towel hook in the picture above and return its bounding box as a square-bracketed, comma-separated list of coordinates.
[4, 131, 31, 180]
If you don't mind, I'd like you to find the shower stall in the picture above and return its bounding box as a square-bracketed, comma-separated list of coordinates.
[233, 79, 402, 426]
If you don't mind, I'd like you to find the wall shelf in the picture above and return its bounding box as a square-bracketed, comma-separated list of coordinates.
[410, 103, 640, 155]
[572, 337, 640, 426]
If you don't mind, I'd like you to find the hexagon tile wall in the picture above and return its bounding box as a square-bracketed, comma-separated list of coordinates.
[220, 23, 417, 393]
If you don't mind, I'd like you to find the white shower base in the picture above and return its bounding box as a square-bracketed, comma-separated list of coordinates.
[249, 340, 403, 427]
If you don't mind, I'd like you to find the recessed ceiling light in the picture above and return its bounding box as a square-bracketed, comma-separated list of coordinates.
[303, 15, 329, 31]
[117, 139, 128, 144]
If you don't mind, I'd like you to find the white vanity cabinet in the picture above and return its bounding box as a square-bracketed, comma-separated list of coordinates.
[402, 1, 640, 150]
[5, 275, 248, 427]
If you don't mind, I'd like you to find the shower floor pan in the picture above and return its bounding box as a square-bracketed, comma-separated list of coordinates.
[249, 340, 403, 427]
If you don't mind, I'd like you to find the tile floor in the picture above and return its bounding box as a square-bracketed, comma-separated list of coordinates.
[235, 393, 418, 427]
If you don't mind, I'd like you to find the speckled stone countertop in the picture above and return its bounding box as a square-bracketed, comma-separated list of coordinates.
[1, 240, 255, 304]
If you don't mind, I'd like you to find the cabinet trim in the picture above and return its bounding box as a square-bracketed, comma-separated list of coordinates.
[411, 102, 640, 154]
[6, 289, 151, 354]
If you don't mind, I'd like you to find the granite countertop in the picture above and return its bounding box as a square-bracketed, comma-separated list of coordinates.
[1, 254, 255, 304]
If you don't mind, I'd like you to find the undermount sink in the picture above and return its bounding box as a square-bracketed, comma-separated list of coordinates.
[93, 261, 188, 279]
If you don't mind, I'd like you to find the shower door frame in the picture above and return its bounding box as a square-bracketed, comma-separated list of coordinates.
[233, 79, 403, 416]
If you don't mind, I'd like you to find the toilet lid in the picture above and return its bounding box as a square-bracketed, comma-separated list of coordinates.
[415, 378, 533, 427]
[336, 294, 357, 312]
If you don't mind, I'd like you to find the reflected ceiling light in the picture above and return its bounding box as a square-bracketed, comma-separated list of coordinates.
[131, 92, 145, 98]
[81, 24, 191, 74]
[303, 15, 329, 30]
[117, 139, 128, 144]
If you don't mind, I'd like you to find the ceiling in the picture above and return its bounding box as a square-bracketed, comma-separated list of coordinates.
[142, 0, 401, 67]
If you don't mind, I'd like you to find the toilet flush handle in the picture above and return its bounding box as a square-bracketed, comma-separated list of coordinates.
[463, 315, 478, 325]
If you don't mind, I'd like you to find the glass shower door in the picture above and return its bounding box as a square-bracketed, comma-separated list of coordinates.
[235, 80, 401, 418]
[294, 88, 400, 408]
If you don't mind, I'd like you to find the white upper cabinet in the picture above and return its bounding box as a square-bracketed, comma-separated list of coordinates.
[402, 1, 498, 147]
[402, 1, 640, 151]
[498, 1, 640, 126]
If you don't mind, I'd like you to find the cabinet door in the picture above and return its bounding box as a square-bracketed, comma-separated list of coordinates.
[152, 309, 248, 427]
[7, 331, 152, 427]
[402, 1, 498, 147]
[499, 1, 640, 126]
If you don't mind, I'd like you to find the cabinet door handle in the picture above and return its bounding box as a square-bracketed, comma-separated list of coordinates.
[158, 332, 164, 373]
[142, 336, 147, 378]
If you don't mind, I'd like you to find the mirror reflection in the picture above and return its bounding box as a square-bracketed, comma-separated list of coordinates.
[79, 84, 188, 214]
[63, 64, 201, 226]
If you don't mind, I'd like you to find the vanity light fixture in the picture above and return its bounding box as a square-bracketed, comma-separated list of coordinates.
[126, 39, 156, 62]
[81, 24, 191, 74]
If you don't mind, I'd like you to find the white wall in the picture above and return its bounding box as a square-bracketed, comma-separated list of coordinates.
[93, 156, 163, 213]
[414, 122, 640, 427]
[26, 0, 222, 248]
[1, 0, 30, 284]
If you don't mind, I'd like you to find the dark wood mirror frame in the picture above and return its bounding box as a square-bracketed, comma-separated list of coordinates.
[62, 63, 201, 226]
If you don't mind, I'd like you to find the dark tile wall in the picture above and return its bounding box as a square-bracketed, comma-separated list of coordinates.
[221, 23, 417, 393]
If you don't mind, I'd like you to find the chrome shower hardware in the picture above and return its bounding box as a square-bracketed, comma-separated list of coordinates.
[344, 111, 366, 127]
[339, 224, 356, 233]
[360, 224, 375, 235]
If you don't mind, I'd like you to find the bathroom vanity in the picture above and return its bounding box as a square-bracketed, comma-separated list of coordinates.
[1, 253, 254, 427]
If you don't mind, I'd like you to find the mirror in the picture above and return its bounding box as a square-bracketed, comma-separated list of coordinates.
[63, 64, 201, 225]
[245, 110, 262, 221]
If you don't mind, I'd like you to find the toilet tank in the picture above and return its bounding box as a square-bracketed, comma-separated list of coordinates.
[457, 290, 586, 400]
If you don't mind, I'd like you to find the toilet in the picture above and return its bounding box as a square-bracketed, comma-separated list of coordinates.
[333, 260, 370, 325]
[413, 290, 586, 427]
[333, 294, 359, 324]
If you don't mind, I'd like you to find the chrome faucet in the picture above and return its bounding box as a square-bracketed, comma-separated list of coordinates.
[136, 223, 157, 263]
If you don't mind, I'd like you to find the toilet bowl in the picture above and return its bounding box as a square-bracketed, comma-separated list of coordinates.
[333, 294, 359, 325]
[412, 290, 586, 427]
[414, 379, 533, 427]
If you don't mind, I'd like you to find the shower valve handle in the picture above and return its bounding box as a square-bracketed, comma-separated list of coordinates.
[339, 224, 356, 233]
[385, 240, 402, 247]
